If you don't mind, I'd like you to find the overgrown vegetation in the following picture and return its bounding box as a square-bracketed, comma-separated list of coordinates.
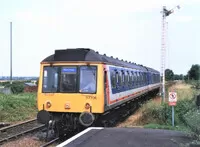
[0, 92, 37, 123]
[5, 82, 24, 94]
[185, 80, 200, 89]
[0, 81, 29, 94]
[138, 82, 200, 140]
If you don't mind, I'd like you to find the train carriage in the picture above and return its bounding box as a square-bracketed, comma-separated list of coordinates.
[37, 48, 161, 135]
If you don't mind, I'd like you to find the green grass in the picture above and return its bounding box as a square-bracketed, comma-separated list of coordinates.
[0, 92, 37, 123]
[144, 123, 192, 132]
[137, 82, 200, 139]
[144, 123, 176, 130]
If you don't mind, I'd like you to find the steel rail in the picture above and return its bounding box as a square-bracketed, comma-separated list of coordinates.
[40, 137, 60, 147]
[0, 118, 45, 145]
[0, 118, 37, 132]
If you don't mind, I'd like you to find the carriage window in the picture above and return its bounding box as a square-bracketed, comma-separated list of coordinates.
[60, 67, 77, 92]
[135, 72, 138, 87]
[129, 72, 132, 87]
[42, 66, 59, 93]
[122, 70, 129, 87]
[139, 72, 142, 85]
[156, 74, 158, 82]
[152, 74, 154, 83]
[130, 72, 134, 87]
[142, 73, 144, 85]
[122, 71, 124, 82]
[111, 71, 116, 88]
[118, 71, 122, 86]
[125, 71, 129, 87]
[127, 72, 129, 82]
[144, 73, 147, 84]
[155, 74, 157, 82]
[116, 71, 119, 83]
[138, 72, 141, 86]
[122, 71, 125, 85]
[133, 72, 137, 87]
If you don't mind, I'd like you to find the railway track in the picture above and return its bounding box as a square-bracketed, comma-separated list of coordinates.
[40, 137, 60, 147]
[0, 118, 45, 145]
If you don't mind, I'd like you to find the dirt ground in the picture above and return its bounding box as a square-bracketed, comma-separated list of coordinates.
[1, 136, 44, 147]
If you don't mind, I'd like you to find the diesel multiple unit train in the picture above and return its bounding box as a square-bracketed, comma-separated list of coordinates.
[37, 48, 161, 136]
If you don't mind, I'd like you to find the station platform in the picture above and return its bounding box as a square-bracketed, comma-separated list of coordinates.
[57, 127, 192, 147]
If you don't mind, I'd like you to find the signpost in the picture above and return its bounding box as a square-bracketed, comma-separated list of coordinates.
[168, 91, 177, 127]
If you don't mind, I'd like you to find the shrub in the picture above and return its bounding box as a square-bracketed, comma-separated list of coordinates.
[4, 82, 24, 94]
[139, 95, 200, 140]
[139, 100, 170, 125]
[183, 110, 200, 137]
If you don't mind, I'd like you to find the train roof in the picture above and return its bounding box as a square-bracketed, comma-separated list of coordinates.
[145, 67, 160, 73]
[42, 48, 159, 73]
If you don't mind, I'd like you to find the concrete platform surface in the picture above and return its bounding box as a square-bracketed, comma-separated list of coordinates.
[57, 127, 193, 147]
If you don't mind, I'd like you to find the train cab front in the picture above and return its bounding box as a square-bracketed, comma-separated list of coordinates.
[37, 63, 104, 128]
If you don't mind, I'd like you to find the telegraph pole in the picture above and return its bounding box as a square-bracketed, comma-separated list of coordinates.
[160, 5, 180, 103]
[10, 22, 12, 84]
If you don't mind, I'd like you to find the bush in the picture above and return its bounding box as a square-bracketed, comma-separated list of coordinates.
[140, 98, 195, 124]
[175, 98, 195, 123]
[183, 110, 200, 137]
[139, 95, 200, 140]
[185, 80, 200, 89]
[4, 82, 24, 94]
[139, 100, 170, 125]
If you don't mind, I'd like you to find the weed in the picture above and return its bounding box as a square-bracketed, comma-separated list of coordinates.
[137, 82, 200, 139]
[0, 93, 37, 123]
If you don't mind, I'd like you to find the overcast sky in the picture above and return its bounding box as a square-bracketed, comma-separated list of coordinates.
[0, 0, 199, 76]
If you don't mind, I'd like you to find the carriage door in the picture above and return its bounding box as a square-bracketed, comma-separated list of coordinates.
[104, 69, 108, 107]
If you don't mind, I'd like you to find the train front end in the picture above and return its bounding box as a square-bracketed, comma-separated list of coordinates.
[37, 62, 104, 130]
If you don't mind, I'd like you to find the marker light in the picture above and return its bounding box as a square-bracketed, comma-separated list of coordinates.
[46, 101, 51, 109]
[85, 103, 90, 109]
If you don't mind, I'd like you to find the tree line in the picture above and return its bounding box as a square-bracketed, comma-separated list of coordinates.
[165, 64, 200, 81]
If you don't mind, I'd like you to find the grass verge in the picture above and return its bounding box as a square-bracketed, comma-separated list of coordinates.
[0, 92, 37, 123]
[138, 81, 200, 139]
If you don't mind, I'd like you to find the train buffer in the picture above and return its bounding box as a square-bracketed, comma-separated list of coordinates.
[57, 127, 193, 147]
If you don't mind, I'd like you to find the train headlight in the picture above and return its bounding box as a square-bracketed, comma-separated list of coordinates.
[46, 101, 51, 109]
[85, 103, 91, 109]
